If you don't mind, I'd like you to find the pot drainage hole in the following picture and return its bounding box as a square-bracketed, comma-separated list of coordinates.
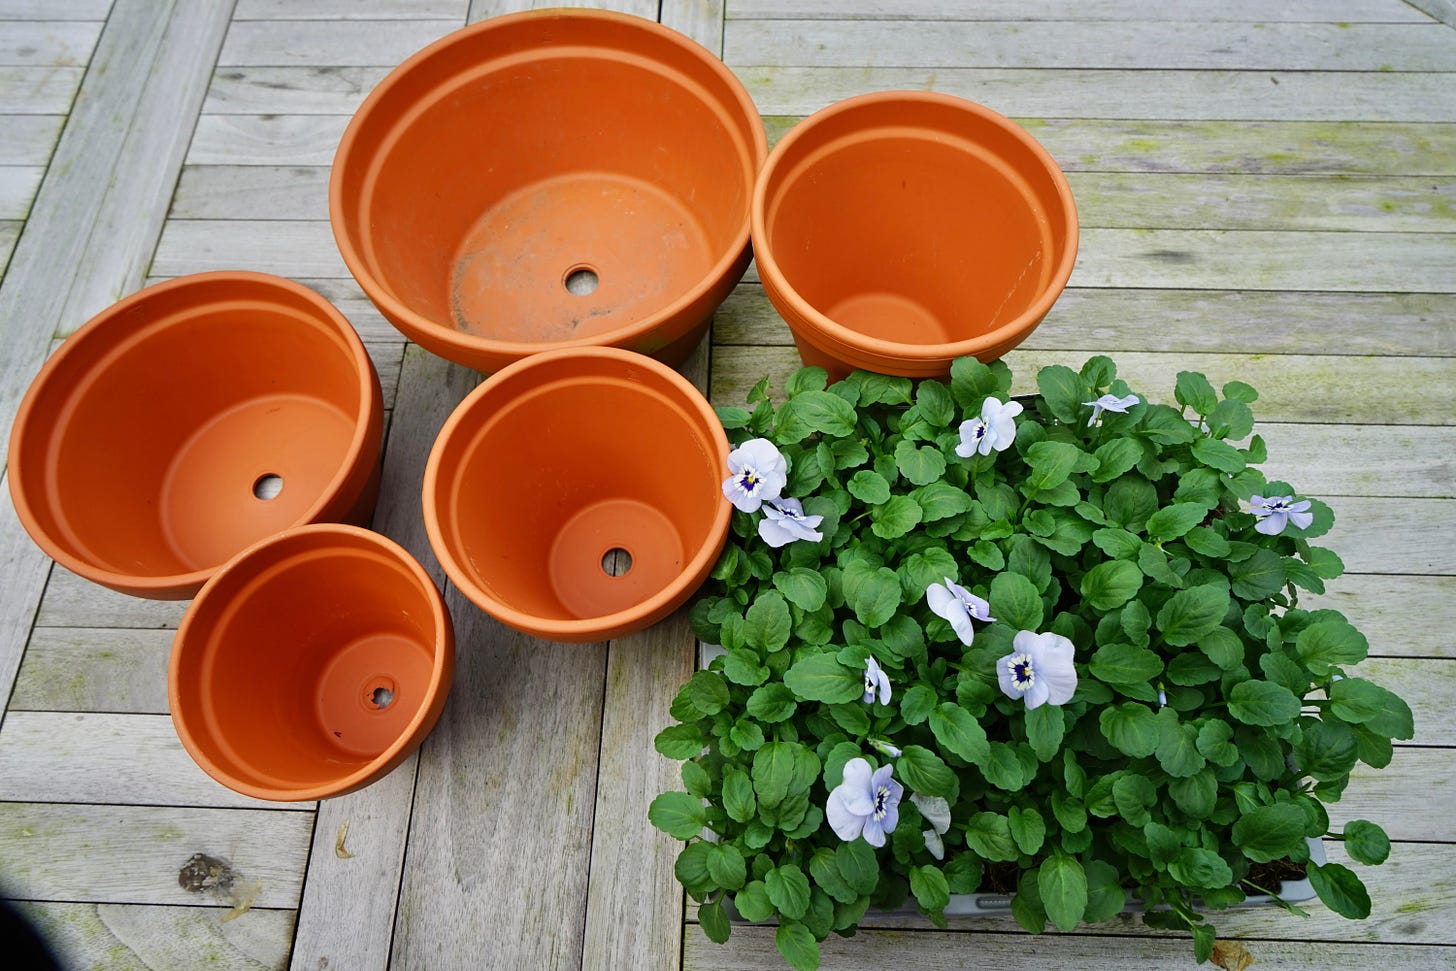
[252, 473, 283, 501]
[601, 547, 633, 577]
[564, 265, 600, 296]
[371, 686, 394, 709]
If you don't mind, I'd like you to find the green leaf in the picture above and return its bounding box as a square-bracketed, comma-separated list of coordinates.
[1092, 527, 1143, 560]
[1099, 703, 1160, 758]
[654, 724, 706, 759]
[965, 812, 1019, 862]
[1229, 548, 1286, 600]
[1232, 803, 1308, 864]
[783, 652, 864, 704]
[1343, 820, 1391, 866]
[949, 357, 1002, 406]
[776, 390, 856, 443]
[730, 720, 766, 752]
[773, 568, 829, 612]
[990, 571, 1044, 631]
[1104, 477, 1160, 532]
[1168, 769, 1218, 818]
[1036, 365, 1084, 423]
[911, 481, 974, 522]
[1191, 435, 1246, 474]
[836, 840, 880, 895]
[1175, 371, 1219, 415]
[1145, 503, 1207, 543]
[752, 742, 799, 807]
[1196, 719, 1241, 766]
[698, 899, 731, 944]
[809, 849, 858, 904]
[1038, 855, 1088, 932]
[1080, 559, 1144, 611]
[1208, 397, 1255, 439]
[1304, 546, 1346, 580]
[675, 842, 714, 894]
[871, 495, 923, 540]
[648, 791, 706, 839]
[897, 745, 958, 799]
[735, 881, 774, 922]
[1025, 704, 1066, 762]
[1010, 806, 1048, 855]
[1082, 860, 1127, 923]
[708, 843, 748, 890]
[895, 439, 948, 486]
[910, 865, 951, 915]
[722, 649, 770, 687]
[843, 565, 903, 627]
[1025, 441, 1086, 492]
[1090, 642, 1163, 686]
[1091, 438, 1144, 483]
[847, 469, 891, 505]
[1199, 626, 1245, 670]
[1167, 847, 1234, 890]
[929, 702, 991, 765]
[900, 683, 938, 726]
[723, 769, 757, 823]
[1295, 620, 1370, 676]
[1156, 584, 1231, 647]
[1309, 863, 1372, 920]
[1144, 822, 1182, 867]
[775, 921, 820, 971]
[1227, 679, 1301, 727]
[915, 379, 956, 427]
[717, 405, 751, 429]
[1112, 773, 1157, 827]
[981, 741, 1038, 792]
[766, 864, 812, 920]
[901, 548, 960, 597]
[1183, 526, 1231, 558]
[746, 683, 798, 723]
[687, 671, 731, 715]
[681, 760, 710, 799]
[1293, 718, 1358, 782]
[1155, 708, 1206, 778]
[1330, 678, 1415, 739]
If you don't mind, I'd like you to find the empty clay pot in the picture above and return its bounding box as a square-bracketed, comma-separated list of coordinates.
[7, 272, 384, 599]
[753, 91, 1079, 380]
[424, 347, 730, 642]
[170, 524, 454, 801]
[330, 8, 766, 373]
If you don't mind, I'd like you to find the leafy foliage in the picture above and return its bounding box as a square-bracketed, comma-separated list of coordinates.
[654, 357, 1408, 969]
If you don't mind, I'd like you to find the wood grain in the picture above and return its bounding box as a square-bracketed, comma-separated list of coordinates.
[16, 902, 297, 971]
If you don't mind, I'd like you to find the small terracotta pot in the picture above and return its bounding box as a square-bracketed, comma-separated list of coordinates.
[7, 272, 384, 600]
[753, 91, 1078, 380]
[330, 8, 766, 373]
[424, 347, 730, 642]
[169, 524, 454, 802]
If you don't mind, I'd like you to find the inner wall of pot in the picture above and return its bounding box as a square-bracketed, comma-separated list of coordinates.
[40, 302, 364, 577]
[359, 52, 752, 344]
[446, 376, 721, 622]
[183, 544, 440, 788]
[766, 125, 1068, 346]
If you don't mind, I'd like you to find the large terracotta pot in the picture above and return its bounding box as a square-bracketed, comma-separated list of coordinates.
[169, 524, 454, 802]
[423, 347, 730, 642]
[7, 272, 384, 599]
[330, 8, 766, 373]
[752, 91, 1078, 380]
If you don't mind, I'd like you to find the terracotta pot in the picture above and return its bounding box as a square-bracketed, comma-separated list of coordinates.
[169, 524, 454, 801]
[7, 272, 384, 599]
[752, 91, 1078, 380]
[424, 347, 730, 642]
[330, 8, 766, 373]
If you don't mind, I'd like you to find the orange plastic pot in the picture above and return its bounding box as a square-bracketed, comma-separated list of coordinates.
[424, 347, 730, 642]
[330, 8, 766, 373]
[752, 91, 1078, 380]
[169, 524, 454, 802]
[7, 272, 384, 599]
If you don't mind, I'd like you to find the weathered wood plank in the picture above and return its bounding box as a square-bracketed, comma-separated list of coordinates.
[0, 114, 64, 164]
[685, 924, 1455, 970]
[0, 165, 42, 219]
[729, 0, 1435, 23]
[9, 627, 171, 713]
[708, 347, 1456, 426]
[151, 219, 347, 278]
[712, 285, 1456, 358]
[235, 0, 465, 18]
[186, 114, 350, 166]
[1309, 577, 1456, 660]
[290, 344, 476, 971]
[218, 19, 459, 68]
[0, 65, 81, 113]
[16, 902, 295, 971]
[1357, 657, 1454, 746]
[171, 165, 330, 220]
[1320, 497, 1456, 576]
[34, 566, 188, 629]
[727, 20, 1456, 72]
[0, 473, 52, 737]
[741, 68, 1456, 122]
[0, 20, 101, 66]
[0, 0, 110, 17]
[469, 0, 658, 19]
[0, 218, 17, 273]
[202, 66, 390, 114]
[0, 802, 311, 909]
[1332, 748, 1452, 842]
[1258, 423, 1455, 499]
[0, 712, 312, 811]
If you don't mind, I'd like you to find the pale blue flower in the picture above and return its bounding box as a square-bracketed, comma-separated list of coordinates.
[1083, 392, 1140, 426]
[956, 397, 1023, 457]
[722, 438, 787, 513]
[910, 792, 952, 860]
[757, 497, 824, 548]
[862, 656, 891, 706]
[868, 737, 902, 759]
[827, 758, 903, 847]
[997, 630, 1078, 709]
[1250, 494, 1313, 535]
[926, 577, 994, 646]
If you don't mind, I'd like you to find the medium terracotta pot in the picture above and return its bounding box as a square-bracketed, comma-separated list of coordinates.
[169, 524, 454, 802]
[330, 8, 766, 373]
[424, 347, 730, 642]
[752, 91, 1078, 380]
[7, 272, 384, 599]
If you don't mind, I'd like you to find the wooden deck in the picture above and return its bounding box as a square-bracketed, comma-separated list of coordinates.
[0, 0, 1453, 968]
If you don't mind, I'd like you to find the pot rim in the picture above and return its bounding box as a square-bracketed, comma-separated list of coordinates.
[422, 345, 731, 642]
[751, 89, 1080, 364]
[6, 271, 383, 599]
[328, 7, 767, 367]
[168, 522, 453, 802]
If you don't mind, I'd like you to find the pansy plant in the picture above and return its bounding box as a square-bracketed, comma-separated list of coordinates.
[651, 356, 1410, 971]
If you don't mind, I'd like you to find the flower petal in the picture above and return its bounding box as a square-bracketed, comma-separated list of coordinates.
[910, 793, 952, 835]
[826, 788, 867, 842]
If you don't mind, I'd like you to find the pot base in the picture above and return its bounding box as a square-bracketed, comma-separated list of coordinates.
[450, 172, 714, 346]
[315, 632, 436, 759]
[549, 498, 685, 620]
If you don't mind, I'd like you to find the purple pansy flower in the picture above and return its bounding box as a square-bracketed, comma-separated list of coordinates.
[926, 577, 994, 646]
[997, 630, 1078, 710]
[1250, 495, 1314, 535]
[1083, 393, 1140, 426]
[827, 758, 903, 847]
[862, 656, 891, 706]
[721, 438, 788, 513]
[955, 397, 1023, 457]
[757, 497, 824, 548]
